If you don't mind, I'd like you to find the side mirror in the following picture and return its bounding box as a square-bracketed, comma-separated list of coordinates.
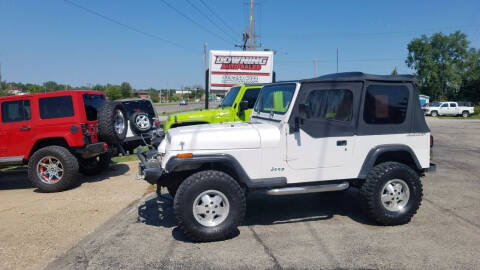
[239, 100, 249, 111]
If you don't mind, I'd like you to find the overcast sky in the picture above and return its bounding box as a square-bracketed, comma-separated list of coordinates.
[1, 0, 479, 89]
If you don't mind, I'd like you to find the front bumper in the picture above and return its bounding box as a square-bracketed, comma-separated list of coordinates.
[75, 142, 107, 159]
[136, 148, 163, 185]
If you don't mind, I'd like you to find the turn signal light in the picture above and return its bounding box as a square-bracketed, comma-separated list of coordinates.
[177, 153, 193, 158]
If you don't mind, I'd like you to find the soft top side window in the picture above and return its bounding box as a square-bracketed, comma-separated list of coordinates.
[305, 89, 353, 122]
[1, 100, 31, 123]
[363, 85, 409, 124]
[39, 96, 74, 119]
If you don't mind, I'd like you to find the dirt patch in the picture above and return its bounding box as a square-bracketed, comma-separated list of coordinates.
[0, 161, 148, 270]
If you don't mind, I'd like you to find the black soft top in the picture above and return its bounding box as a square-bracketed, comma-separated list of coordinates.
[301, 72, 417, 83]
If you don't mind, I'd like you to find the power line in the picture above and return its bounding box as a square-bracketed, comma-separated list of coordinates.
[278, 57, 404, 64]
[265, 24, 480, 39]
[198, 0, 238, 36]
[159, 0, 232, 45]
[63, 0, 190, 51]
[184, 0, 237, 42]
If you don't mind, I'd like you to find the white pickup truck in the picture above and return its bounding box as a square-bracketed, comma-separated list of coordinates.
[423, 101, 475, 117]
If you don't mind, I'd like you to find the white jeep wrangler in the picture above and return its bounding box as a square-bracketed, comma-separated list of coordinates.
[138, 72, 436, 242]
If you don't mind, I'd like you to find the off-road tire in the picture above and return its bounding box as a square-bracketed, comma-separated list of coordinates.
[462, 111, 470, 118]
[431, 110, 438, 117]
[129, 111, 152, 134]
[78, 152, 112, 176]
[28, 146, 79, 192]
[173, 170, 246, 242]
[98, 101, 127, 144]
[361, 162, 423, 225]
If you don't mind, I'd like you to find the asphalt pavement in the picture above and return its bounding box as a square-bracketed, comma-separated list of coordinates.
[45, 118, 480, 270]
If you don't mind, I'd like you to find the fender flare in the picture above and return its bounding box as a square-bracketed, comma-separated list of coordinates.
[165, 154, 286, 189]
[358, 144, 422, 179]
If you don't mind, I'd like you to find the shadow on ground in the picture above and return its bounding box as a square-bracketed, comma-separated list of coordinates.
[0, 163, 130, 192]
[136, 188, 373, 241]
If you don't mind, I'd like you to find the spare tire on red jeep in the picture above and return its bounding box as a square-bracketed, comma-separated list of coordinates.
[98, 101, 128, 145]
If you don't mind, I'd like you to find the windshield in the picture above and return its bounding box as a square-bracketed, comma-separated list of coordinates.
[220, 86, 241, 107]
[254, 83, 296, 115]
[428, 102, 440, 107]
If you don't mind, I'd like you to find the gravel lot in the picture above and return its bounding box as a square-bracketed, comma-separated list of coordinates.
[10, 118, 480, 269]
[0, 162, 149, 270]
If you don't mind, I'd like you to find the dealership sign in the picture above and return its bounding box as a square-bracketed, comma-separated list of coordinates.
[209, 50, 274, 91]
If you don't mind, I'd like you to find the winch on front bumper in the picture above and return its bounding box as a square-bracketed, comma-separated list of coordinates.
[136, 148, 163, 185]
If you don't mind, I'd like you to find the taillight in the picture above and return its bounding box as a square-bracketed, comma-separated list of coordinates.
[155, 119, 160, 127]
[430, 135, 434, 147]
[80, 123, 89, 135]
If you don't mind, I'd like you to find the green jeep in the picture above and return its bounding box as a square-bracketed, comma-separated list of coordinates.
[164, 84, 263, 131]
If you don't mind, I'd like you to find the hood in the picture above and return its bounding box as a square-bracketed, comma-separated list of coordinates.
[166, 122, 281, 151]
[173, 107, 234, 123]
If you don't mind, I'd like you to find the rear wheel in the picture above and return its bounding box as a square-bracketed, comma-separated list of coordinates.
[173, 170, 246, 242]
[28, 146, 79, 192]
[79, 152, 112, 176]
[361, 162, 423, 225]
[462, 111, 470, 118]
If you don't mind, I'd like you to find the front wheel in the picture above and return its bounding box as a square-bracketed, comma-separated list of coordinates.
[173, 170, 246, 242]
[28, 146, 79, 192]
[431, 111, 438, 117]
[361, 162, 423, 225]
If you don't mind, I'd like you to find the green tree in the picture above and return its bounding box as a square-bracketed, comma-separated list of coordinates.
[459, 48, 480, 103]
[92, 84, 106, 92]
[43, 81, 60, 92]
[148, 88, 160, 103]
[120, 82, 133, 98]
[25, 84, 44, 93]
[406, 31, 469, 100]
[391, 67, 399, 75]
[105, 85, 123, 100]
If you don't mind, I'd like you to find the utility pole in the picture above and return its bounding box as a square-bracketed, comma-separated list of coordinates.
[313, 59, 318, 77]
[336, 48, 339, 73]
[204, 42, 209, 109]
[248, 0, 254, 50]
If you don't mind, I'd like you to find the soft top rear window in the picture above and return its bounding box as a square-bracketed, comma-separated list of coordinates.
[122, 100, 156, 118]
[83, 94, 106, 121]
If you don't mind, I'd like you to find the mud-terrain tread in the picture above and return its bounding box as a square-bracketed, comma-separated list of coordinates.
[361, 161, 423, 225]
[98, 101, 127, 144]
[28, 146, 79, 192]
[173, 170, 246, 242]
[79, 152, 112, 176]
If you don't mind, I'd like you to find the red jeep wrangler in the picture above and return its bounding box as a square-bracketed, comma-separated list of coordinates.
[0, 90, 128, 192]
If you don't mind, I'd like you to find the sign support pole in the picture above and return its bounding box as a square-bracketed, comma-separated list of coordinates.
[204, 42, 209, 109]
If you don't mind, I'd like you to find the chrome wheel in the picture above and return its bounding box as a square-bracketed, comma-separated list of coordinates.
[114, 110, 125, 135]
[381, 179, 410, 212]
[135, 114, 150, 129]
[193, 190, 230, 227]
[37, 156, 64, 184]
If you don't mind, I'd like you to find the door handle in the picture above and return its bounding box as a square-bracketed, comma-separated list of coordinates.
[336, 140, 347, 146]
[19, 126, 31, 131]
